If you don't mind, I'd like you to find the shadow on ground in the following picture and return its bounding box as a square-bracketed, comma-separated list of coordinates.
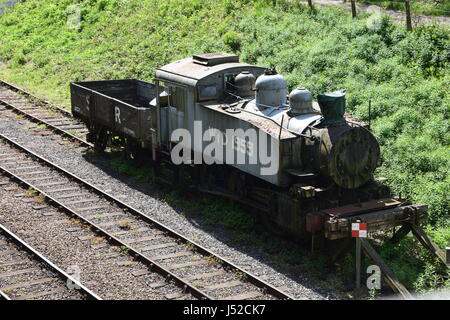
[80, 149, 360, 300]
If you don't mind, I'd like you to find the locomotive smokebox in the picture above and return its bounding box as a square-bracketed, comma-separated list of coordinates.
[312, 90, 380, 189]
[319, 125, 380, 189]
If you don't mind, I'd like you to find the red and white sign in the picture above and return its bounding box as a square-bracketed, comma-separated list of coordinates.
[352, 223, 368, 238]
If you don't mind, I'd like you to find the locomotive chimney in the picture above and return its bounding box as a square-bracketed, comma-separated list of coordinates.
[317, 90, 346, 125]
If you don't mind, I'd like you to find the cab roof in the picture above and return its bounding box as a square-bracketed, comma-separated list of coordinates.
[155, 53, 260, 87]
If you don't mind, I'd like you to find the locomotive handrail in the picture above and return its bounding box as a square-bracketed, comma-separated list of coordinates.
[223, 92, 318, 140]
[225, 89, 290, 111]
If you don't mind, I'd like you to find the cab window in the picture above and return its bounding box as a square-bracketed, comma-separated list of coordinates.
[198, 84, 217, 101]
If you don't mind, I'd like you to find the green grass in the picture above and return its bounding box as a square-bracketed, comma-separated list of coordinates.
[0, 0, 448, 295]
[110, 157, 154, 182]
[110, 157, 258, 231]
[163, 189, 260, 232]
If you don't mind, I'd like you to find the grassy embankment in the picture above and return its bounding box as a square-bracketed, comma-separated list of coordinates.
[0, 0, 448, 295]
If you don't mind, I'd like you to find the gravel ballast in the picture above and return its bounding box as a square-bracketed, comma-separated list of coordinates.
[0, 106, 337, 299]
[0, 181, 193, 300]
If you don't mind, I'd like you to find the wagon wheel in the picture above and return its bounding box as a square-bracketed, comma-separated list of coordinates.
[93, 127, 108, 152]
[124, 138, 138, 159]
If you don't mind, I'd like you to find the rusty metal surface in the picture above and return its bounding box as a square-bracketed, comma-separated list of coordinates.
[241, 99, 322, 137]
[324, 203, 427, 239]
[192, 53, 239, 66]
[71, 79, 156, 142]
[322, 198, 403, 217]
[316, 124, 380, 189]
[343, 113, 367, 127]
[202, 102, 297, 139]
[306, 214, 325, 233]
[65, 53, 426, 246]
[196, 102, 295, 186]
[156, 56, 254, 81]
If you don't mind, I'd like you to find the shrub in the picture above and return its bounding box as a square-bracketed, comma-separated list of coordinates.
[222, 30, 241, 52]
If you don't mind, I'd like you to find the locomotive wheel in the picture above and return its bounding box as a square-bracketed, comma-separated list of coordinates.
[227, 170, 247, 197]
[260, 211, 286, 237]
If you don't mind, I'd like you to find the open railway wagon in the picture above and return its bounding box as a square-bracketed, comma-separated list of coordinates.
[70, 53, 448, 298]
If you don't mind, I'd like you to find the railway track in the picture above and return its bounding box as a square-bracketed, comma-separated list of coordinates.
[0, 80, 91, 148]
[0, 132, 294, 300]
[0, 223, 100, 300]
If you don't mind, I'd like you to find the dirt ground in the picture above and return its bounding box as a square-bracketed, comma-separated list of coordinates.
[300, 0, 450, 27]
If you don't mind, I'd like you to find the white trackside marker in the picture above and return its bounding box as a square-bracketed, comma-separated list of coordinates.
[115, 106, 121, 124]
[352, 223, 368, 238]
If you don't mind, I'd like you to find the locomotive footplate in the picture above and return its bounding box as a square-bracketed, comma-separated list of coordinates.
[322, 199, 427, 240]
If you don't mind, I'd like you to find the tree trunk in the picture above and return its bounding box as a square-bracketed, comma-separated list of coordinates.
[405, 0, 412, 31]
[351, 0, 357, 18]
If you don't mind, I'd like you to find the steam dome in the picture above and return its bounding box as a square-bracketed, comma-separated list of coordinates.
[234, 71, 256, 97]
[255, 70, 287, 108]
[289, 88, 315, 115]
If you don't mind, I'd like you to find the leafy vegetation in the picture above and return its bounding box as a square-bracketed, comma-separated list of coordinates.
[0, 0, 448, 295]
[110, 156, 154, 182]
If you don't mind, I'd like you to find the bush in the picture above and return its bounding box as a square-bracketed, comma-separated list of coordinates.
[222, 30, 241, 52]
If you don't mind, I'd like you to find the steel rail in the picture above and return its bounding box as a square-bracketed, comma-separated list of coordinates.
[0, 81, 92, 148]
[0, 80, 72, 117]
[0, 223, 101, 300]
[0, 135, 213, 300]
[0, 289, 11, 300]
[0, 133, 294, 300]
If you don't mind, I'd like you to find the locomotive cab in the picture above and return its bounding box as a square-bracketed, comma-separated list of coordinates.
[153, 53, 384, 191]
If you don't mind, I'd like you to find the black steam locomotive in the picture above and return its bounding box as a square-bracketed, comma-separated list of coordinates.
[71, 53, 427, 240]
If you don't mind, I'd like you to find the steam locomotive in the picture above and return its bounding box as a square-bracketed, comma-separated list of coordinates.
[70, 53, 426, 240]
